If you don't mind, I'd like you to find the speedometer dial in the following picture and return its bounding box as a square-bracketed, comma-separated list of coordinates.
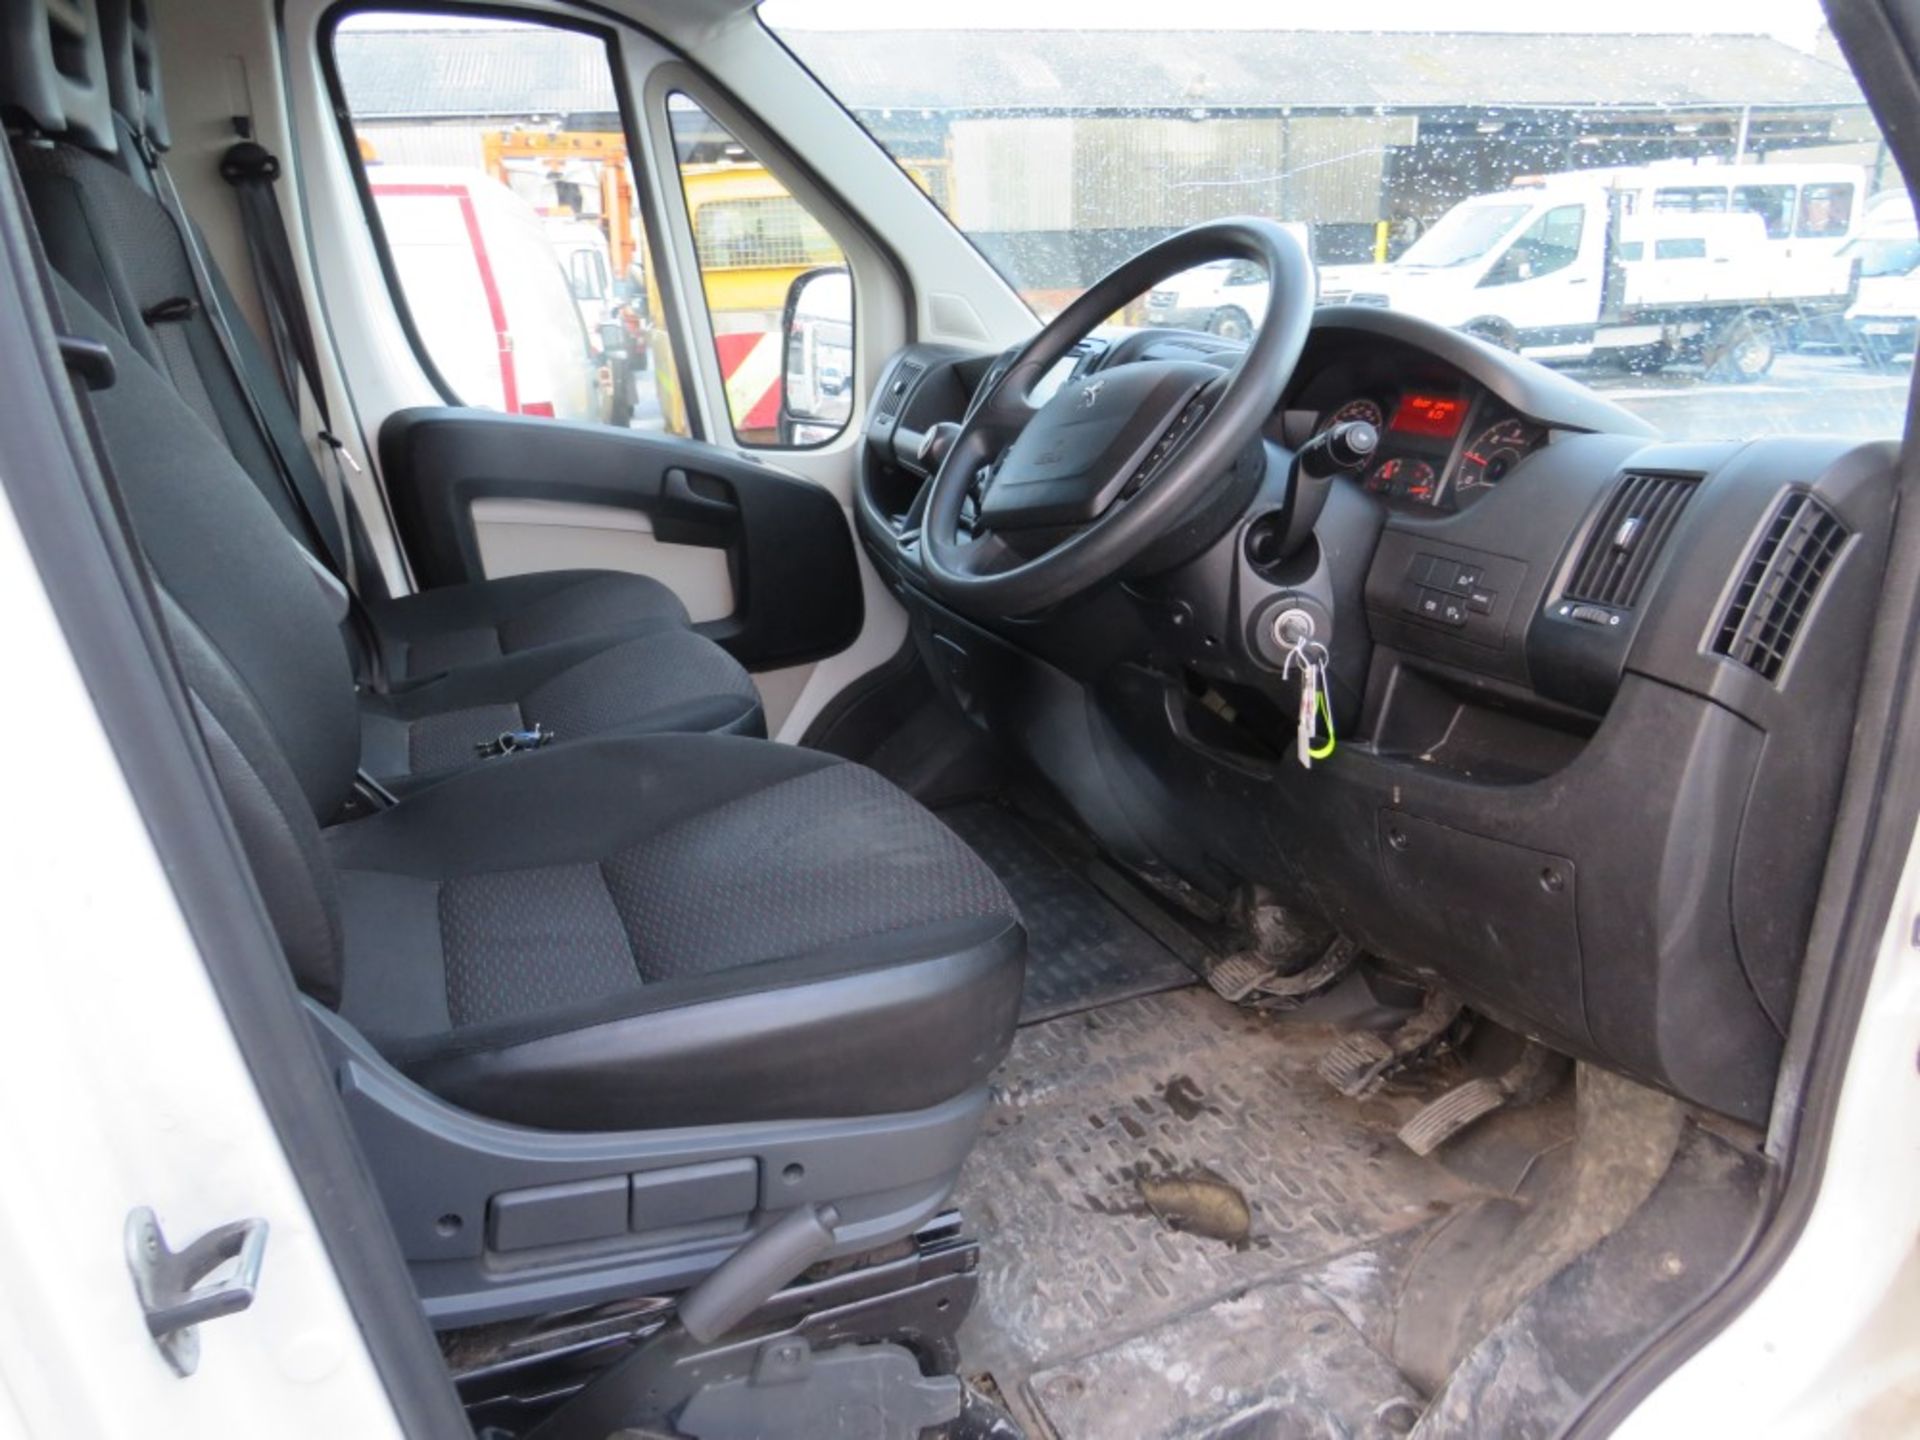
[1454, 418, 1536, 499]
[1321, 397, 1385, 433]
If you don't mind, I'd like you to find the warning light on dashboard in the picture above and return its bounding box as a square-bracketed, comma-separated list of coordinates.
[1390, 394, 1466, 439]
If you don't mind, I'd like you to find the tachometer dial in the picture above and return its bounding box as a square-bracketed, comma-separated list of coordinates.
[1454, 419, 1535, 498]
[1364, 457, 1438, 505]
[1321, 396, 1385, 433]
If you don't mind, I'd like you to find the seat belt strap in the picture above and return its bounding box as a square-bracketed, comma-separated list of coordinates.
[219, 136, 389, 599]
[125, 124, 389, 691]
[219, 141, 330, 429]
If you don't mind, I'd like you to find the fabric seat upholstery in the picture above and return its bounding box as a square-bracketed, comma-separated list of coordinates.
[63, 272, 1025, 1136]
[330, 735, 1023, 1130]
[367, 568, 695, 680]
[362, 626, 763, 786]
[9, 45, 767, 778]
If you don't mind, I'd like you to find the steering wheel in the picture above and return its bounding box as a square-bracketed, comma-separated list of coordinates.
[921, 218, 1315, 617]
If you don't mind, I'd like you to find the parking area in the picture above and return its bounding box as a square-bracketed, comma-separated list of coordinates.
[1571, 351, 1911, 442]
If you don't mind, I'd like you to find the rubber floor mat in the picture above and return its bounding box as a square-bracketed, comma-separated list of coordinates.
[954, 988, 1493, 1433]
[939, 802, 1196, 1022]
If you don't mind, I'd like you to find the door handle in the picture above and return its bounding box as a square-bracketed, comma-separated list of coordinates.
[126, 1207, 269, 1376]
[662, 467, 739, 519]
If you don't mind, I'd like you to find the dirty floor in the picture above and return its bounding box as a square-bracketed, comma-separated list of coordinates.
[952, 986, 1513, 1438]
[938, 801, 1198, 1022]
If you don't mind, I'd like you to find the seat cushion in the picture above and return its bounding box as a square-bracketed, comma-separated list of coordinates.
[367, 569, 694, 681]
[359, 628, 764, 787]
[327, 735, 1025, 1131]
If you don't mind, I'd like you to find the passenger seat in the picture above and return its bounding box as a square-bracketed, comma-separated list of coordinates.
[4, 0, 766, 791]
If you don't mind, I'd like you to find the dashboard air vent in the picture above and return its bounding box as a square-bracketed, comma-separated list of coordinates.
[1712, 492, 1847, 682]
[877, 359, 925, 420]
[1563, 471, 1698, 611]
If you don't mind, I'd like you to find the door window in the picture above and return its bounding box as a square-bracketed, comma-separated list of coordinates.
[1486, 205, 1583, 284]
[329, 11, 686, 434]
[669, 93, 853, 447]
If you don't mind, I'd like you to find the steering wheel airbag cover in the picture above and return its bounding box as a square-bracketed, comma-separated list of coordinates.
[981, 360, 1218, 530]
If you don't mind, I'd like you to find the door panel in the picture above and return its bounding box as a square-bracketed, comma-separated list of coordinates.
[470, 498, 737, 622]
[379, 409, 862, 669]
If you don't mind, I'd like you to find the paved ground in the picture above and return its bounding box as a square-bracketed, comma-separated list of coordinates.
[1571, 350, 1911, 443]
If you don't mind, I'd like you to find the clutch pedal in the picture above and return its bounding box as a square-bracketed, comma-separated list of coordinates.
[1208, 936, 1358, 1007]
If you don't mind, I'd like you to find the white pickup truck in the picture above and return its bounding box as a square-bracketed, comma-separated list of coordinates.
[1321, 181, 1858, 379]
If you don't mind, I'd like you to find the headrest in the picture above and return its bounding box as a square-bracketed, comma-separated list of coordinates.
[0, 0, 117, 154]
[99, 0, 167, 152]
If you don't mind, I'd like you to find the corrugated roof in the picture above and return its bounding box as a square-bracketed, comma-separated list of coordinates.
[334, 28, 617, 118]
[333, 27, 1864, 121]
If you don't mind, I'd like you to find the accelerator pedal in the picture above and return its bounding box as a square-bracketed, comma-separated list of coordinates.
[1317, 987, 1462, 1098]
[1397, 1080, 1507, 1156]
[1396, 1039, 1570, 1155]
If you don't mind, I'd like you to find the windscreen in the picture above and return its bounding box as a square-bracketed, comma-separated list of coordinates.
[1399, 204, 1532, 269]
[761, 0, 1906, 441]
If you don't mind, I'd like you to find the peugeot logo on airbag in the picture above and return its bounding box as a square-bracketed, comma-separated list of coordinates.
[1078, 380, 1104, 408]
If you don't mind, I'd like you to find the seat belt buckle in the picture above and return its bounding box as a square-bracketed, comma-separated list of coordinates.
[476, 724, 555, 759]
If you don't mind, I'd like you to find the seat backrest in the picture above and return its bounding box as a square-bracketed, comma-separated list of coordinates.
[0, 0, 350, 576]
[57, 272, 360, 1005]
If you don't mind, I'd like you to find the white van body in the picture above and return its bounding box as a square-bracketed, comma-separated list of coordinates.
[1843, 192, 1920, 359]
[1524, 160, 1870, 260]
[1334, 182, 1855, 369]
[546, 218, 618, 336]
[366, 165, 596, 421]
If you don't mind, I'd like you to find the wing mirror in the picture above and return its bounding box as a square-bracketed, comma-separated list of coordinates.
[779, 265, 854, 446]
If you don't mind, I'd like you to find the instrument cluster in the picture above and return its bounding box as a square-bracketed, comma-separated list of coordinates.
[1315, 390, 1546, 511]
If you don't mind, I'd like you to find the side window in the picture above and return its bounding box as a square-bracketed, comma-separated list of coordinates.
[330, 12, 686, 435]
[1797, 183, 1855, 238]
[1488, 204, 1583, 284]
[1654, 237, 1708, 261]
[1654, 186, 1729, 213]
[1733, 184, 1795, 240]
[669, 93, 853, 447]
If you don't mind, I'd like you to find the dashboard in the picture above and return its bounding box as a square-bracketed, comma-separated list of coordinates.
[852, 304, 1895, 1132]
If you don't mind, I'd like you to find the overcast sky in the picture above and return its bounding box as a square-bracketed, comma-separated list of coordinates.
[759, 0, 1835, 51]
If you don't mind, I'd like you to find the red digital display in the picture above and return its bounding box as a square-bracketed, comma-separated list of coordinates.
[1390, 393, 1467, 439]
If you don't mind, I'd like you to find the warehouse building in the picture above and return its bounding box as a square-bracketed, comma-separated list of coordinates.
[335, 25, 1883, 286]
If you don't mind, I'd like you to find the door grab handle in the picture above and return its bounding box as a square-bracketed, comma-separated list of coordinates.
[126, 1207, 269, 1377]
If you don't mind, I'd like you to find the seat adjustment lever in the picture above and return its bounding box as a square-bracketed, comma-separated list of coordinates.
[679, 1202, 841, 1343]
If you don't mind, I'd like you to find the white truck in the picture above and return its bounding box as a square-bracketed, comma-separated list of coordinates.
[1141, 222, 1316, 337]
[1840, 191, 1920, 364]
[366, 165, 609, 423]
[1320, 179, 1859, 379]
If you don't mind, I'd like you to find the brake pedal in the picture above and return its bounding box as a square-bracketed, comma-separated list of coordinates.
[1396, 1039, 1570, 1155]
[1317, 987, 1461, 1098]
